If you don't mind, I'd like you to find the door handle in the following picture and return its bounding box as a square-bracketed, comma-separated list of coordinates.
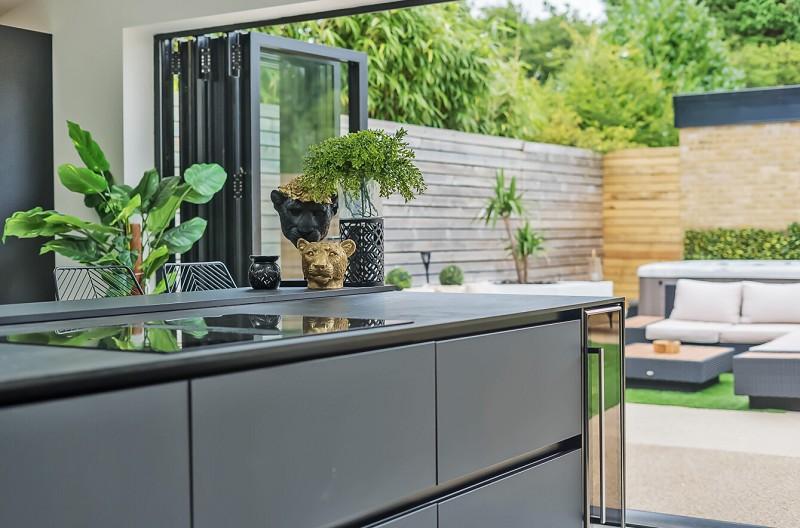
[587, 346, 607, 524]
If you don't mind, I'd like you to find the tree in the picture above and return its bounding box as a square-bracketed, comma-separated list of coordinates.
[478, 170, 526, 284]
[261, 3, 495, 133]
[705, 0, 800, 45]
[604, 0, 741, 93]
[732, 41, 800, 88]
[554, 32, 676, 149]
[477, 1, 593, 83]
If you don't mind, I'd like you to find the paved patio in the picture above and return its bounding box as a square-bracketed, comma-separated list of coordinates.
[627, 403, 800, 527]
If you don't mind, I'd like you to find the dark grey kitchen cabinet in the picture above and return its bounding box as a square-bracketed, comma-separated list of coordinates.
[438, 450, 583, 528]
[0, 382, 191, 528]
[436, 321, 582, 482]
[375, 506, 437, 528]
[191, 343, 437, 528]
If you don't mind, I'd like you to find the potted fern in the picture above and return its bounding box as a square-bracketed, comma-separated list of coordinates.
[297, 128, 426, 286]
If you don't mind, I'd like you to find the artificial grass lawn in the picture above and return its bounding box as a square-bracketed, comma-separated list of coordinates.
[626, 372, 779, 412]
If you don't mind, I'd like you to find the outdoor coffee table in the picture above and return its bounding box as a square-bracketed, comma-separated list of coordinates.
[625, 342, 736, 391]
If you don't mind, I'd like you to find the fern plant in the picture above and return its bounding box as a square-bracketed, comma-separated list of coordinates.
[298, 128, 426, 218]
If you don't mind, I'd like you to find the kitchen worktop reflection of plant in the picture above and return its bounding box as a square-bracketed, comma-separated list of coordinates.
[5, 318, 211, 354]
[2, 122, 227, 291]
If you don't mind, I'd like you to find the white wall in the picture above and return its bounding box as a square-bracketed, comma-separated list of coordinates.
[0, 0, 394, 219]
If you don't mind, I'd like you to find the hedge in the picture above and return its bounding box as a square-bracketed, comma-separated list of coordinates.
[684, 223, 800, 260]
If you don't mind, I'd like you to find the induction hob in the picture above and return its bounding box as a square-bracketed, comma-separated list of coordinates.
[1, 314, 411, 354]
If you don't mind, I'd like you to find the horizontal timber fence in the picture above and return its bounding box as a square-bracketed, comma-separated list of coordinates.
[371, 119, 605, 284]
[602, 147, 682, 302]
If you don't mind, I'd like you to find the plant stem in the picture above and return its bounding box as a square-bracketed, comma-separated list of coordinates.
[503, 215, 523, 284]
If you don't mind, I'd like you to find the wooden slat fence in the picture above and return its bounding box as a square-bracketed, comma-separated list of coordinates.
[370, 119, 604, 284]
[602, 147, 682, 301]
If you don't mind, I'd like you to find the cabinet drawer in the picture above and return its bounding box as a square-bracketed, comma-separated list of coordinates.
[374, 506, 437, 528]
[0, 383, 190, 528]
[438, 450, 583, 528]
[437, 321, 581, 481]
[192, 343, 436, 528]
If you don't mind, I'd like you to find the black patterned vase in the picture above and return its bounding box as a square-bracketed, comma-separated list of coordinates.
[339, 217, 384, 287]
[248, 255, 281, 290]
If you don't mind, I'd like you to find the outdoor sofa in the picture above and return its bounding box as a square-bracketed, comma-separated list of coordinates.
[643, 279, 800, 409]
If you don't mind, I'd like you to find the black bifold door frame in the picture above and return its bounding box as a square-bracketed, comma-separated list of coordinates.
[154, 32, 367, 284]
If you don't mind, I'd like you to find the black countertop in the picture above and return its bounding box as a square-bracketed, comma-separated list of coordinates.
[0, 289, 622, 407]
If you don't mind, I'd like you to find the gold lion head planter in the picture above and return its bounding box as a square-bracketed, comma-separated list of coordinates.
[297, 238, 357, 290]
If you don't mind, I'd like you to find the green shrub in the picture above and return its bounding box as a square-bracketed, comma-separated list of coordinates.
[439, 265, 464, 286]
[732, 41, 800, 88]
[386, 268, 412, 290]
[684, 223, 800, 260]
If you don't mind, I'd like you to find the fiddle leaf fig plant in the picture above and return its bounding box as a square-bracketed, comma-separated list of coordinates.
[2, 121, 227, 289]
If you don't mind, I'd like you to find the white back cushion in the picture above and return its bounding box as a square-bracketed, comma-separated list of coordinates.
[670, 279, 742, 323]
[741, 281, 800, 323]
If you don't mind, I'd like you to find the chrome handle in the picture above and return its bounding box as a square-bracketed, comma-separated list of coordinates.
[588, 346, 607, 524]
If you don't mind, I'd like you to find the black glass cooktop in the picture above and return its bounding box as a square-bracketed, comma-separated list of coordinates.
[1, 314, 411, 354]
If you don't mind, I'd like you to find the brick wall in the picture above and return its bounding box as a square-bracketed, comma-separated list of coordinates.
[680, 122, 800, 230]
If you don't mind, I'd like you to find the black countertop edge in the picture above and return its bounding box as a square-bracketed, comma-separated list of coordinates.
[0, 297, 624, 408]
[0, 285, 396, 326]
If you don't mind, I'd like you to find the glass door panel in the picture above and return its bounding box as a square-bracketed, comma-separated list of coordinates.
[257, 49, 345, 277]
[586, 306, 625, 526]
[246, 33, 366, 281]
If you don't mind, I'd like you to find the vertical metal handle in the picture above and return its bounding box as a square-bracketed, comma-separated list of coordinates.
[588, 346, 607, 524]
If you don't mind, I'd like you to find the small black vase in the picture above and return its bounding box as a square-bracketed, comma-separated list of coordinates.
[248, 255, 281, 290]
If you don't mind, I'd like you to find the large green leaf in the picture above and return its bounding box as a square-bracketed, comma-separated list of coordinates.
[150, 176, 180, 210]
[135, 169, 161, 210]
[140, 245, 169, 281]
[112, 194, 141, 224]
[179, 184, 215, 205]
[40, 237, 100, 263]
[58, 164, 108, 195]
[67, 121, 111, 175]
[2, 207, 51, 241]
[146, 328, 180, 353]
[184, 164, 227, 197]
[160, 217, 207, 254]
[146, 195, 181, 234]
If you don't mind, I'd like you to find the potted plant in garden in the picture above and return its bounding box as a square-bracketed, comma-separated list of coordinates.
[478, 169, 545, 284]
[2, 121, 227, 292]
[297, 128, 426, 286]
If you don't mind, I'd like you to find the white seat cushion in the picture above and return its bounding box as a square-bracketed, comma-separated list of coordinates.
[719, 324, 800, 345]
[645, 319, 733, 344]
[669, 279, 742, 323]
[750, 331, 800, 353]
[741, 281, 800, 323]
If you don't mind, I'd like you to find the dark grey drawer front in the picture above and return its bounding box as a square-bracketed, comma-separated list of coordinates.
[439, 450, 583, 528]
[437, 321, 581, 482]
[376, 506, 437, 528]
[192, 343, 436, 528]
[0, 382, 191, 528]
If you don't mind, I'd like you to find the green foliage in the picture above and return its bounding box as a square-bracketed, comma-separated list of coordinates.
[439, 265, 464, 286]
[2, 122, 227, 287]
[684, 224, 800, 260]
[604, 0, 741, 94]
[262, 3, 495, 133]
[513, 221, 545, 259]
[477, 1, 592, 83]
[705, 0, 800, 45]
[386, 268, 413, 290]
[299, 128, 425, 217]
[732, 41, 800, 88]
[478, 169, 525, 227]
[555, 33, 676, 149]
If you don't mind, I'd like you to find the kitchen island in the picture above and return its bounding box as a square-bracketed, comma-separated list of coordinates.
[0, 287, 624, 528]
